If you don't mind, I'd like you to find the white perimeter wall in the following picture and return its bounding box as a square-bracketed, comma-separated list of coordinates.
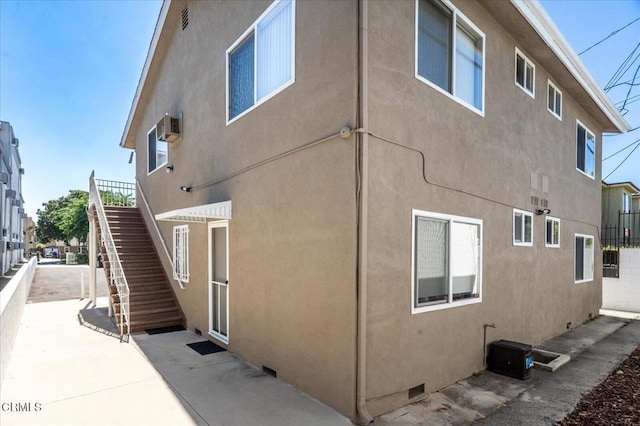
[603, 248, 640, 313]
[0, 257, 37, 387]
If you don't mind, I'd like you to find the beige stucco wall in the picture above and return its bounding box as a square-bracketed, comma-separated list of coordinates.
[363, 0, 603, 415]
[131, 0, 359, 420]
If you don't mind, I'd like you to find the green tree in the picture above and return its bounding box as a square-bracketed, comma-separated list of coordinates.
[36, 190, 89, 245]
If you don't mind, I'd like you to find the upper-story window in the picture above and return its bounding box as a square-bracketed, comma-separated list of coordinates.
[547, 80, 562, 120]
[147, 127, 168, 174]
[576, 121, 596, 179]
[227, 0, 295, 123]
[515, 48, 535, 97]
[416, 0, 485, 114]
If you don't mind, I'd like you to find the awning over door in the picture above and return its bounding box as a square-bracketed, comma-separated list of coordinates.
[155, 200, 232, 223]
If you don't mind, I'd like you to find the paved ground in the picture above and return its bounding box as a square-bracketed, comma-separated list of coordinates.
[27, 260, 109, 303]
[375, 315, 640, 426]
[0, 264, 351, 426]
[2, 263, 639, 426]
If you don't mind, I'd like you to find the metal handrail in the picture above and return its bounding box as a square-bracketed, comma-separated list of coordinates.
[89, 171, 131, 340]
[135, 178, 185, 289]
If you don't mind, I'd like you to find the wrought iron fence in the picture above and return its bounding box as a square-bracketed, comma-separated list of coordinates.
[601, 210, 640, 278]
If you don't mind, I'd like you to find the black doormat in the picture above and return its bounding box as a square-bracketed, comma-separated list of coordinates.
[187, 340, 227, 355]
[145, 325, 186, 335]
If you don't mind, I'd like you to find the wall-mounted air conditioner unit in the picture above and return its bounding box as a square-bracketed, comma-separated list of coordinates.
[12, 199, 21, 207]
[18, 207, 24, 214]
[6, 189, 16, 198]
[12, 138, 19, 147]
[19, 168, 25, 175]
[0, 172, 8, 184]
[156, 114, 181, 143]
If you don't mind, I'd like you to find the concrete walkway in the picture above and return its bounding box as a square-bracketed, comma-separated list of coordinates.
[375, 313, 640, 425]
[2, 264, 639, 425]
[0, 265, 351, 426]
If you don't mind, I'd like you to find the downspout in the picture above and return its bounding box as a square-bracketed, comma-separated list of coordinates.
[356, 0, 373, 423]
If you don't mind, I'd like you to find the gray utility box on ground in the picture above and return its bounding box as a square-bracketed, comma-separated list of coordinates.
[487, 340, 534, 380]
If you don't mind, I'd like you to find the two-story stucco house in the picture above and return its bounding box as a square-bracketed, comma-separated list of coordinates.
[96, 0, 628, 422]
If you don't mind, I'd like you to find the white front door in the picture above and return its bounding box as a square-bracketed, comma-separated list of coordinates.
[208, 221, 229, 343]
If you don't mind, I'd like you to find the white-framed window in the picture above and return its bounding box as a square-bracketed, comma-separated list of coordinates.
[576, 121, 596, 179]
[147, 127, 168, 174]
[515, 48, 535, 97]
[412, 210, 482, 314]
[173, 224, 189, 282]
[226, 0, 295, 124]
[574, 234, 594, 283]
[545, 217, 560, 248]
[415, 0, 485, 114]
[547, 80, 562, 120]
[513, 209, 533, 246]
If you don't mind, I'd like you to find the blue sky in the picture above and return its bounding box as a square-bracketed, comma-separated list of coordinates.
[1, 0, 639, 220]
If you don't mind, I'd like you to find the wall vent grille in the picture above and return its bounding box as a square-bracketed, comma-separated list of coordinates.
[181, 7, 189, 30]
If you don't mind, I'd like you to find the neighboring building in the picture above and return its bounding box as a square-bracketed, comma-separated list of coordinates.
[1, 121, 26, 275]
[106, 0, 628, 421]
[602, 181, 640, 228]
[22, 216, 36, 256]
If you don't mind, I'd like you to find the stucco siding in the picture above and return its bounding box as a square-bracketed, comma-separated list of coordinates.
[363, 0, 603, 414]
[130, 0, 359, 420]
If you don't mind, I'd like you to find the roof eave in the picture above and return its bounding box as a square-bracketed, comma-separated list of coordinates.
[120, 0, 172, 150]
[511, 0, 630, 134]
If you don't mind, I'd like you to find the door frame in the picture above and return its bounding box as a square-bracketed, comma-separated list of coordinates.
[208, 220, 229, 344]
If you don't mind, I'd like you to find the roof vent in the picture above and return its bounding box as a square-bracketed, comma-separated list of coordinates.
[181, 7, 189, 30]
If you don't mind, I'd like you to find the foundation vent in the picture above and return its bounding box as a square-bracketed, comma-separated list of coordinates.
[262, 366, 277, 378]
[181, 7, 189, 30]
[194, 328, 201, 336]
[408, 384, 425, 399]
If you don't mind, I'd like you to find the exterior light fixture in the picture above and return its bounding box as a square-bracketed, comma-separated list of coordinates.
[180, 186, 192, 192]
[166, 165, 174, 173]
[536, 209, 551, 215]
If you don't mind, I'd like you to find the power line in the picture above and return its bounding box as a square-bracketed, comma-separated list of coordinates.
[604, 43, 640, 91]
[620, 64, 640, 112]
[603, 138, 640, 160]
[603, 140, 640, 180]
[579, 17, 640, 56]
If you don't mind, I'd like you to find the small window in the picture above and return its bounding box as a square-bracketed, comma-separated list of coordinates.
[545, 217, 560, 248]
[513, 209, 533, 246]
[576, 121, 596, 179]
[575, 234, 594, 283]
[547, 80, 562, 119]
[173, 225, 190, 282]
[412, 210, 482, 313]
[416, 0, 485, 114]
[227, 0, 295, 123]
[147, 127, 168, 174]
[515, 48, 535, 97]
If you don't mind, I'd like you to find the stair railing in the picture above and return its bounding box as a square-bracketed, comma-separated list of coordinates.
[89, 171, 131, 341]
[135, 178, 185, 289]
